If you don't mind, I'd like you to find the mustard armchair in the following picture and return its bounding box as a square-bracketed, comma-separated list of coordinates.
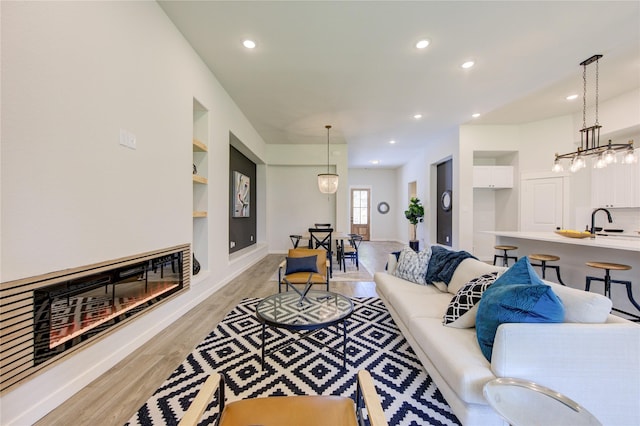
[178, 370, 388, 426]
[278, 248, 330, 296]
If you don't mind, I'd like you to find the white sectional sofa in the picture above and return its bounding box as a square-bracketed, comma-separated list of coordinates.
[375, 251, 640, 426]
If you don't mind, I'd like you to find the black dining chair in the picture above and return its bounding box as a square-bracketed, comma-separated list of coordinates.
[314, 223, 332, 228]
[289, 234, 302, 248]
[308, 227, 334, 277]
[342, 235, 363, 271]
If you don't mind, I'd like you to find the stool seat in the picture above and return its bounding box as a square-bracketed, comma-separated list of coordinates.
[530, 254, 560, 262]
[585, 261, 638, 322]
[495, 245, 518, 251]
[493, 245, 518, 267]
[586, 261, 631, 271]
[529, 254, 565, 285]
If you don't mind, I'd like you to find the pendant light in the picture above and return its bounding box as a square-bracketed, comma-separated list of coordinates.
[553, 54, 635, 172]
[318, 125, 339, 194]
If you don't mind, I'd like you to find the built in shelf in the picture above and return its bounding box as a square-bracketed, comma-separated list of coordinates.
[193, 211, 207, 218]
[192, 138, 208, 152]
[192, 175, 208, 184]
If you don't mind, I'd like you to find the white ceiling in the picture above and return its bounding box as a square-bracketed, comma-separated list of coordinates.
[158, 1, 640, 168]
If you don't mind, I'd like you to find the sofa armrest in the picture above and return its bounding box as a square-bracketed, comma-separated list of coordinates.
[491, 322, 640, 425]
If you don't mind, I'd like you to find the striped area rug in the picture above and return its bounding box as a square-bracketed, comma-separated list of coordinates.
[125, 297, 460, 426]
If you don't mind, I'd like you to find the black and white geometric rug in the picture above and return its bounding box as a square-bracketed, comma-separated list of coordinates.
[126, 297, 460, 426]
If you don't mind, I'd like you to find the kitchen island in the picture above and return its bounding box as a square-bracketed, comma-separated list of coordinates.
[489, 231, 640, 320]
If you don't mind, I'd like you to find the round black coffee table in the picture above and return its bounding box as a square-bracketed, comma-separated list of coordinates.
[256, 291, 354, 369]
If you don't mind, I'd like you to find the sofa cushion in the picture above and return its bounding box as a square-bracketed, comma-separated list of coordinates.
[409, 317, 495, 405]
[443, 272, 499, 328]
[425, 246, 476, 288]
[374, 272, 444, 301]
[448, 258, 506, 295]
[476, 257, 565, 361]
[385, 251, 402, 274]
[546, 281, 612, 323]
[393, 246, 432, 285]
[391, 289, 453, 324]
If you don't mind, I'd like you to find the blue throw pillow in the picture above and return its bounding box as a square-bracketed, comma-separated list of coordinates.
[476, 257, 565, 361]
[285, 255, 318, 275]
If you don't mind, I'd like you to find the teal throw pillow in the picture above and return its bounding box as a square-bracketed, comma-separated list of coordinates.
[285, 255, 318, 275]
[476, 257, 564, 361]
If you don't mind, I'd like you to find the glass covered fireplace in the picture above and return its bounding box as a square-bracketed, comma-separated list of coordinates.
[33, 252, 184, 365]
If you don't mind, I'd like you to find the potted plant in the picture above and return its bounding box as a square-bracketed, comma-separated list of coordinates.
[404, 197, 424, 251]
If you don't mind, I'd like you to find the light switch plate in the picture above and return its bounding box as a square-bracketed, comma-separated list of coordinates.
[119, 128, 136, 150]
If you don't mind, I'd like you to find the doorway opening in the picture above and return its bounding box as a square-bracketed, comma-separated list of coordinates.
[350, 188, 370, 240]
[407, 181, 417, 241]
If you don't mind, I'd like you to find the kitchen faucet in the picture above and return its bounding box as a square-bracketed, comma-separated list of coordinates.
[590, 208, 613, 237]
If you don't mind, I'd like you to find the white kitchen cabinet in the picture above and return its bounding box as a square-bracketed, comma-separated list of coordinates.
[473, 166, 514, 188]
[591, 156, 640, 208]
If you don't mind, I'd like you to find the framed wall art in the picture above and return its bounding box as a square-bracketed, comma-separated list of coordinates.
[233, 171, 250, 217]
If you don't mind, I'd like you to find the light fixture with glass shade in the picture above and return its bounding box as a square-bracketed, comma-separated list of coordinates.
[318, 125, 339, 194]
[622, 143, 638, 164]
[552, 54, 635, 172]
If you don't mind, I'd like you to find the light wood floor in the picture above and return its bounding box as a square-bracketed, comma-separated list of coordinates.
[35, 241, 403, 426]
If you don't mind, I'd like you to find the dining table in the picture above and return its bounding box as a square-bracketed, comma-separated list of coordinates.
[295, 231, 354, 272]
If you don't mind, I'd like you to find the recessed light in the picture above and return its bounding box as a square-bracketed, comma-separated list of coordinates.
[389, 140, 396, 144]
[461, 60, 475, 69]
[413, 114, 422, 119]
[243, 40, 256, 49]
[566, 94, 578, 101]
[472, 113, 481, 118]
[416, 39, 430, 49]
[370, 160, 380, 165]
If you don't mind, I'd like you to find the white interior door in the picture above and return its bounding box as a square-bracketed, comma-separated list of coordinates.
[520, 176, 564, 231]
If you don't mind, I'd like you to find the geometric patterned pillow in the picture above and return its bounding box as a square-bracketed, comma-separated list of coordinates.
[443, 272, 498, 328]
[392, 246, 432, 285]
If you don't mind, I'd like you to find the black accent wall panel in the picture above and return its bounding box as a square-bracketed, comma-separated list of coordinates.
[229, 145, 257, 253]
[437, 159, 453, 246]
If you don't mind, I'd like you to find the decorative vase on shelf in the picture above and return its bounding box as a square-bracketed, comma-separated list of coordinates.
[193, 254, 201, 275]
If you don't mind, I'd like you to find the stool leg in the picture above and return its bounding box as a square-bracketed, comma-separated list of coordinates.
[606, 279, 640, 321]
[493, 255, 499, 266]
[551, 265, 565, 285]
[604, 270, 612, 299]
[616, 280, 640, 312]
[502, 250, 508, 267]
[540, 261, 547, 279]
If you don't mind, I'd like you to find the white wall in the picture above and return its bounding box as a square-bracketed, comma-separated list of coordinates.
[459, 125, 521, 253]
[458, 89, 640, 256]
[267, 164, 336, 253]
[1, 2, 268, 424]
[398, 129, 459, 249]
[266, 143, 348, 251]
[348, 168, 399, 241]
[473, 188, 496, 260]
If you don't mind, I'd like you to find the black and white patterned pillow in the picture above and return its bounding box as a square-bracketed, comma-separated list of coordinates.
[393, 246, 432, 285]
[443, 272, 498, 328]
